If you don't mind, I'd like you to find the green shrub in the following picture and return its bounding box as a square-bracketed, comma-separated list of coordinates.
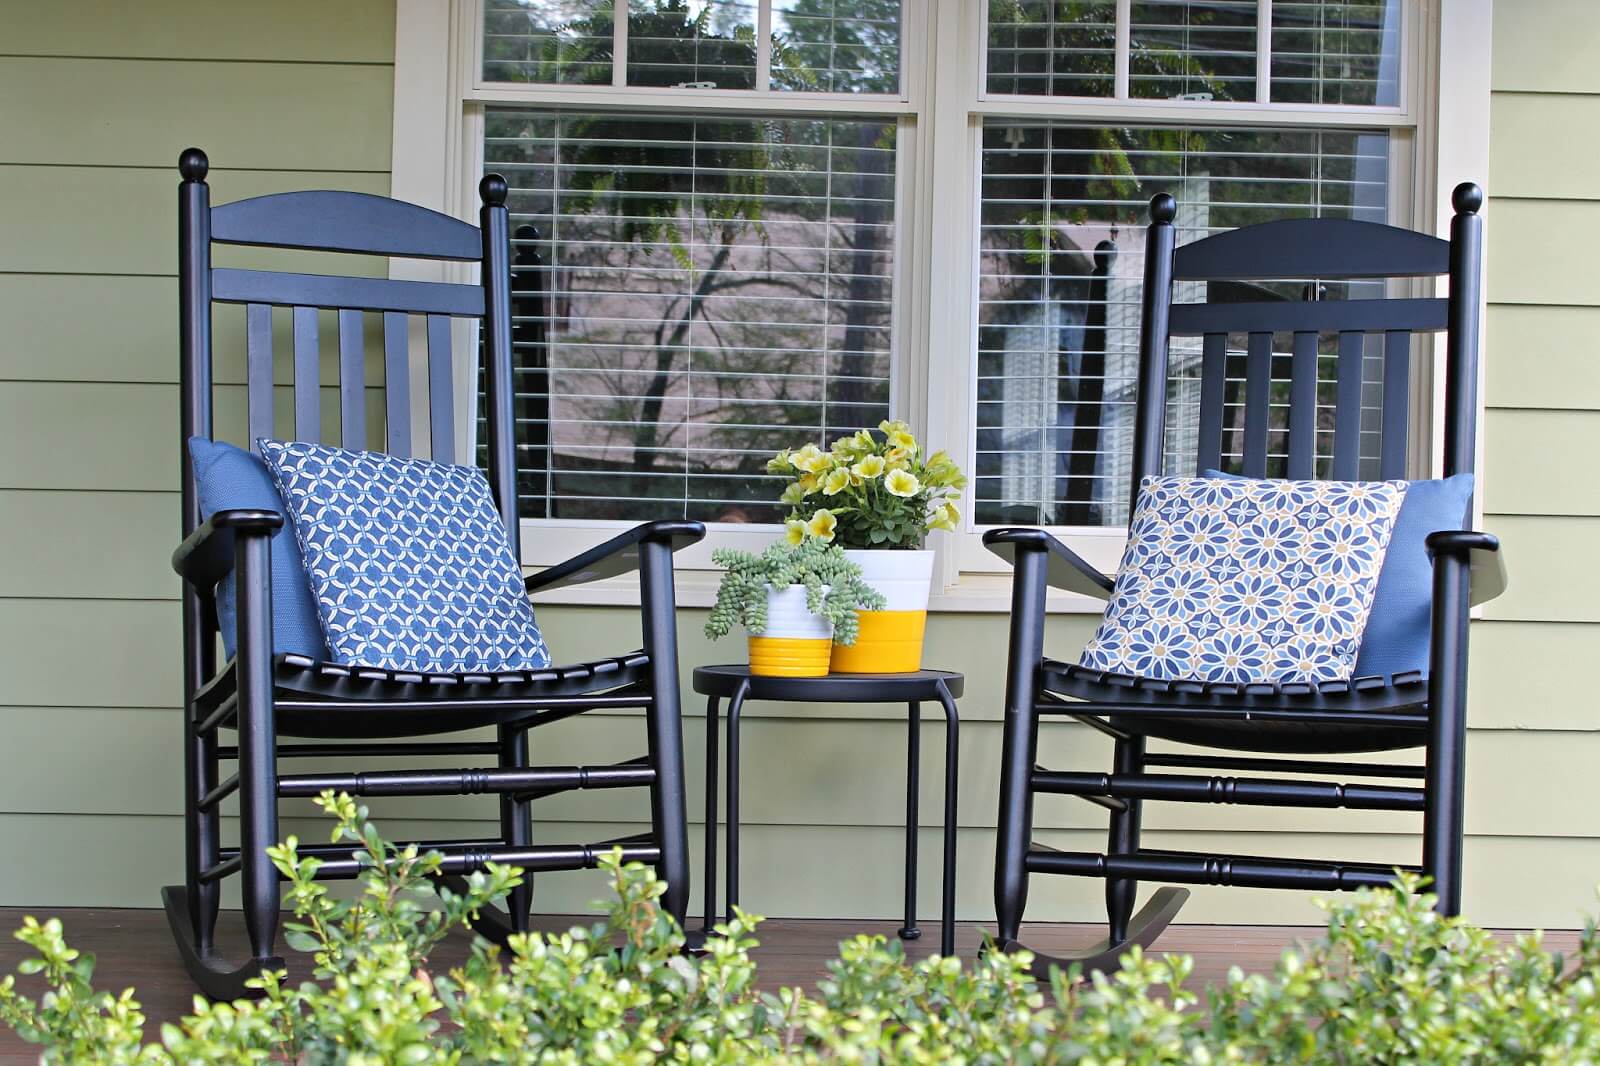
[3, 791, 1598, 1063]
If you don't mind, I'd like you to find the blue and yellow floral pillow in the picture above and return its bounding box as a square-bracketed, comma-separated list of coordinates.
[1079, 476, 1406, 684]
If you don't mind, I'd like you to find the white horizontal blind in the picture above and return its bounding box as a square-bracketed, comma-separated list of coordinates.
[1270, 1, 1401, 106]
[482, 0, 615, 85]
[772, 0, 902, 94]
[974, 121, 1391, 528]
[626, 0, 759, 89]
[483, 0, 903, 94]
[1129, 0, 1258, 101]
[482, 109, 896, 522]
[984, 0, 1399, 105]
[986, 0, 1118, 97]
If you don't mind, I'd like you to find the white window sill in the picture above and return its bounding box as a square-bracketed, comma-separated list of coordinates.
[526, 569, 1109, 614]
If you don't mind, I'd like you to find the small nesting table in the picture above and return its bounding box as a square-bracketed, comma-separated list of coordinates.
[693, 665, 963, 957]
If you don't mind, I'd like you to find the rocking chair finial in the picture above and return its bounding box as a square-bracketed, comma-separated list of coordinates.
[1149, 192, 1176, 225]
[179, 147, 209, 182]
[1452, 181, 1484, 215]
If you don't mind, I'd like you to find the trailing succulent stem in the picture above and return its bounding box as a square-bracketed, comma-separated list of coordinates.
[705, 538, 886, 646]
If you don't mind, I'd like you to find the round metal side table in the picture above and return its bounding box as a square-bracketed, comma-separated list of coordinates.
[693, 665, 963, 957]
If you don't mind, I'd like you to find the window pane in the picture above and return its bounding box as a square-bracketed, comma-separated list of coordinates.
[482, 110, 896, 523]
[1271, 1, 1401, 106]
[976, 122, 1391, 527]
[626, 0, 758, 89]
[483, 0, 616, 85]
[986, 0, 1117, 98]
[772, 0, 901, 94]
[1130, 0, 1257, 101]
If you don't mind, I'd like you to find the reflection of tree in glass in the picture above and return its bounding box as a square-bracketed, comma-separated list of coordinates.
[482, 0, 618, 85]
[771, 0, 901, 94]
[484, 4, 897, 522]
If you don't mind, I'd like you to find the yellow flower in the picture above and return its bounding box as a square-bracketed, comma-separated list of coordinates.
[798, 473, 822, 496]
[806, 509, 838, 542]
[887, 429, 917, 452]
[852, 454, 886, 480]
[823, 469, 851, 495]
[885, 469, 921, 498]
[784, 519, 807, 545]
[878, 419, 911, 437]
[928, 501, 960, 532]
[791, 443, 830, 474]
[767, 449, 795, 474]
[780, 481, 807, 506]
[885, 446, 913, 465]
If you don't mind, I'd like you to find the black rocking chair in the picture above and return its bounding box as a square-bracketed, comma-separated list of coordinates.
[986, 184, 1508, 975]
[168, 149, 703, 998]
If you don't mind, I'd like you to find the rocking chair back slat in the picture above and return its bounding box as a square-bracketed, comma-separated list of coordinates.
[1287, 331, 1318, 479]
[338, 310, 365, 449]
[426, 314, 455, 464]
[1242, 331, 1272, 478]
[211, 267, 484, 318]
[1197, 332, 1226, 473]
[211, 190, 483, 261]
[382, 311, 412, 457]
[1380, 330, 1412, 479]
[1332, 330, 1365, 480]
[246, 303, 274, 449]
[291, 306, 320, 443]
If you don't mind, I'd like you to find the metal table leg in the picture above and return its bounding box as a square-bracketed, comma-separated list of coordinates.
[899, 701, 921, 940]
[934, 680, 960, 957]
[702, 694, 720, 935]
[724, 678, 750, 927]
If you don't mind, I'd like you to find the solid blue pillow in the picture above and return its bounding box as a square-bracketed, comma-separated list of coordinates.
[187, 437, 327, 660]
[1203, 470, 1473, 677]
[260, 439, 552, 673]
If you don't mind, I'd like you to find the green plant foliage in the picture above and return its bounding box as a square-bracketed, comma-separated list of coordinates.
[705, 539, 887, 646]
[6, 801, 1600, 1064]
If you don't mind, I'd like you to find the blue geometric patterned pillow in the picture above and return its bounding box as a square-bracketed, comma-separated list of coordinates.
[259, 440, 552, 673]
[1079, 476, 1406, 684]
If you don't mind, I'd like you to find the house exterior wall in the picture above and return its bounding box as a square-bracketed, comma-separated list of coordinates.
[2, 0, 1596, 928]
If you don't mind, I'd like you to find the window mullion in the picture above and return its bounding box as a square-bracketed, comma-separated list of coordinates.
[1256, 0, 1272, 103]
[1114, 0, 1131, 99]
[756, 0, 773, 91]
[612, 0, 628, 88]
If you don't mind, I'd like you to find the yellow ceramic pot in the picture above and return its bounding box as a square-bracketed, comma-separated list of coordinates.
[831, 549, 934, 673]
[748, 584, 833, 677]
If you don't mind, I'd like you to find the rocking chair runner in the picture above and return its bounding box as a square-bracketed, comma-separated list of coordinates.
[985, 184, 1508, 975]
[169, 149, 703, 998]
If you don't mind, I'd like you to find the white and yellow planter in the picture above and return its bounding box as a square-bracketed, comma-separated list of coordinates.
[830, 549, 934, 674]
[748, 584, 835, 677]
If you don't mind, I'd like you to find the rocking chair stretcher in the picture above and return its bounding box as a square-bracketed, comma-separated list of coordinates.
[168, 148, 703, 999]
[986, 185, 1506, 977]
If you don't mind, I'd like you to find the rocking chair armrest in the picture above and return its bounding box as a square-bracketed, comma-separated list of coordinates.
[172, 508, 285, 589]
[525, 520, 708, 594]
[1427, 530, 1507, 607]
[983, 527, 1115, 600]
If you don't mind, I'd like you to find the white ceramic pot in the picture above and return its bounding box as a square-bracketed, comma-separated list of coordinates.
[831, 549, 934, 673]
[748, 583, 834, 677]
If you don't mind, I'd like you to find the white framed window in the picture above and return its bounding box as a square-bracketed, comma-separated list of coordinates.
[391, 0, 1488, 609]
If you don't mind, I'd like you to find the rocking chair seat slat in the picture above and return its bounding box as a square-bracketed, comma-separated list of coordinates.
[194, 652, 653, 739]
[1041, 659, 1430, 754]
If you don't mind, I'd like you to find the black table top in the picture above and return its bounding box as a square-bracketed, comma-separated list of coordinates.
[692, 664, 964, 701]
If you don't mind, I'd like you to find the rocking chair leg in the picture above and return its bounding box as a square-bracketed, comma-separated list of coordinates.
[185, 715, 222, 955]
[1423, 554, 1472, 916]
[235, 537, 280, 963]
[641, 539, 691, 928]
[498, 724, 534, 934]
[995, 548, 1047, 945]
[1105, 735, 1145, 943]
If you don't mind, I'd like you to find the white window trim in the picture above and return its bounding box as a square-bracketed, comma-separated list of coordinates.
[391, 0, 1492, 612]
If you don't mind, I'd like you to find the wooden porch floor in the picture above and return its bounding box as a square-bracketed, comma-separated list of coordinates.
[0, 908, 1579, 1060]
